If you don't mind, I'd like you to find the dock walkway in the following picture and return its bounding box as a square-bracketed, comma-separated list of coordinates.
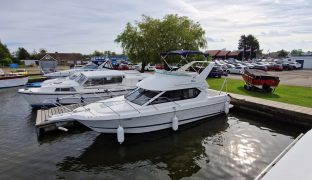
[35, 103, 87, 136]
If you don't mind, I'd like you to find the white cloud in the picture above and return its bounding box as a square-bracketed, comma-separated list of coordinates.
[0, 0, 311, 54]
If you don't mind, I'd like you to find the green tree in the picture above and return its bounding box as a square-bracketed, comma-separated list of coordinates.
[115, 14, 207, 72]
[0, 57, 12, 66]
[39, 48, 47, 54]
[30, 49, 39, 59]
[17, 47, 30, 60]
[92, 50, 104, 56]
[0, 41, 12, 66]
[0, 41, 12, 59]
[290, 49, 303, 56]
[238, 34, 260, 60]
[277, 49, 289, 58]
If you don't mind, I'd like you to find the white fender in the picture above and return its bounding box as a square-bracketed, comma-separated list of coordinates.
[224, 101, 229, 114]
[172, 115, 179, 131]
[117, 125, 125, 144]
[57, 126, 68, 132]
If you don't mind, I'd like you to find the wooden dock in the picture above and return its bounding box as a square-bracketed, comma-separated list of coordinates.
[36, 103, 87, 136]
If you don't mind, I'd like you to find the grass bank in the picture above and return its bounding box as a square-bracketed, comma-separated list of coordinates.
[207, 77, 312, 108]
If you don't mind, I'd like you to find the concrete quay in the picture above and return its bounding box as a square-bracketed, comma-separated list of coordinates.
[229, 93, 312, 127]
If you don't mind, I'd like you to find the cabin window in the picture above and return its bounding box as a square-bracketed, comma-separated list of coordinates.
[150, 88, 200, 105]
[83, 76, 123, 87]
[76, 74, 87, 85]
[125, 88, 160, 105]
[55, 87, 76, 92]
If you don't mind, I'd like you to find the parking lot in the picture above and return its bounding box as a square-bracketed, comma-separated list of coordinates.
[228, 70, 312, 87]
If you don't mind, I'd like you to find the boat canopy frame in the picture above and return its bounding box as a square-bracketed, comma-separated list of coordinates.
[160, 50, 209, 73]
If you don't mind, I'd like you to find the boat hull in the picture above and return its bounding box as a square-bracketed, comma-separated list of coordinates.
[19, 89, 133, 107]
[0, 76, 28, 88]
[77, 100, 227, 134]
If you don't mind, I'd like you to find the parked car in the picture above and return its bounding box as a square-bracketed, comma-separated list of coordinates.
[155, 64, 164, 69]
[282, 63, 294, 70]
[289, 62, 301, 69]
[252, 64, 268, 71]
[227, 66, 244, 74]
[115, 63, 130, 70]
[271, 63, 283, 71]
[134, 63, 156, 71]
[208, 67, 228, 78]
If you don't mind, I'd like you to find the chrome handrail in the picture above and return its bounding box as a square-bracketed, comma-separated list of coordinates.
[219, 77, 228, 95]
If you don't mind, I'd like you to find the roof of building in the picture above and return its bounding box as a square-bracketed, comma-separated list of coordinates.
[206, 50, 220, 56]
[216, 50, 231, 57]
[39, 53, 83, 61]
[228, 51, 242, 56]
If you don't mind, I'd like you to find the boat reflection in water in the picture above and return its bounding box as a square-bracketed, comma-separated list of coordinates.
[54, 113, 301, 180]
[56, 115, 228, 179]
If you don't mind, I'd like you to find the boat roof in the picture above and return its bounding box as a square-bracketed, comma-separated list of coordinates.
[160, 50, 207, 57]
[261, 130, 312, 180]
[81, 70, 125, 78]
[136, 70, 202, 91]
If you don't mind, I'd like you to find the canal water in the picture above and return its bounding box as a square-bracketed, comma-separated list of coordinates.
[0, 87, 306, 180]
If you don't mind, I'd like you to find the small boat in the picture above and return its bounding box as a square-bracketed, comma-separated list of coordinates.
[18, 70, 146, 107]
[43, 59, 114, 78]
[46, 50, 231, 143]
[0, 69, 28, 88]
[242, 68, 280, 92]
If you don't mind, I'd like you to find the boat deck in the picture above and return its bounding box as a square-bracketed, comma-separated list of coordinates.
[258, 130, 312, 180]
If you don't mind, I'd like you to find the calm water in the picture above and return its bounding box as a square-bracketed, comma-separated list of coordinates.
[0, 87, 306, 180]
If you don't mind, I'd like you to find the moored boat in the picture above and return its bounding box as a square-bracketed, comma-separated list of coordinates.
[0, 69, 28, 88]
[18, 70, 146, 107]
[43, 59, 114, 78]
[45, 50, 231, 143]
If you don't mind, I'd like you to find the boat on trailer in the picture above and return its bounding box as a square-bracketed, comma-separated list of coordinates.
[242, 68, 280, 92]
[18, 70, 146, 107]
[45, 50, 231, 143]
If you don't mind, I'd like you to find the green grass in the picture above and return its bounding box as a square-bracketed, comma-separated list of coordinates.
[207, 78, 312, 108]
[28, 75, 45, 80]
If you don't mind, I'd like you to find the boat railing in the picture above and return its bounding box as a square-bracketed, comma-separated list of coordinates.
[52, 102, 73, 113]
[219, 76, 228, 95]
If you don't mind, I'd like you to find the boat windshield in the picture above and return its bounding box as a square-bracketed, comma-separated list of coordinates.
[125, 88, 160, 106]
[75, 74, 87, 85]
[82, 65, 98, 69]
[69, 73, 79, 80]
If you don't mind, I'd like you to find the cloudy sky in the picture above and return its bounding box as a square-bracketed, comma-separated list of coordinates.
[1, 0, 311, 54]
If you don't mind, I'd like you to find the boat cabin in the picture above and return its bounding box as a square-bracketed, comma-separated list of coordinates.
[125, 87, 201, 106]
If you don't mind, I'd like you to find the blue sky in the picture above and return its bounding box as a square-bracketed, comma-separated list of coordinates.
[1, 0, 311, 54]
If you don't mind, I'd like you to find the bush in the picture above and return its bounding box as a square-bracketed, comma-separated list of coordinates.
[0, 57, 12, 66]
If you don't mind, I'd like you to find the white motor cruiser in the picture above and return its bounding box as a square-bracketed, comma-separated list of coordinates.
[18, 70, 146, 107]
[43, 59, 114, 78]
[46, 50, 231, 143]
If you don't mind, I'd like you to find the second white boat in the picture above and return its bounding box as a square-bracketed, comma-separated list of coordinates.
[19, 70, 146, 107]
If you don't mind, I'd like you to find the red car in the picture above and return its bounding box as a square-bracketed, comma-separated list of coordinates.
[155, 64, 164, 69]
[114, 64, 130, 70]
